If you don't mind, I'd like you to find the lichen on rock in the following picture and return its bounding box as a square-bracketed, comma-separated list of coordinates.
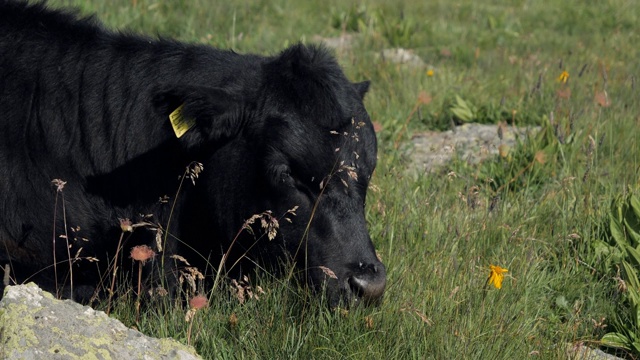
[0, 283, 201, 360]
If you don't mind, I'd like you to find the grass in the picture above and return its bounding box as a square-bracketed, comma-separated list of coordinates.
[42, 0, 640, 358]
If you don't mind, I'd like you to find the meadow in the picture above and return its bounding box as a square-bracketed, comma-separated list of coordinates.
[46, 0, 640, 358]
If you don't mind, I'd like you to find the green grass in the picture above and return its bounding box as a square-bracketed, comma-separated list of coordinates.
[46, 0, 640, 358]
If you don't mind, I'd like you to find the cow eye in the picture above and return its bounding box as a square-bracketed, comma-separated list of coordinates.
[280, 171, 293, 185]
[271, 164, 294, 188]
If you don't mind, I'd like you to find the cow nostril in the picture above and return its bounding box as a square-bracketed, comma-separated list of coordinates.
[348, 262, 386, 303]
[362, 263, 378, 274]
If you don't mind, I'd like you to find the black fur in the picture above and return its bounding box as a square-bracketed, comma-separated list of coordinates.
[0, 0, 385, 306]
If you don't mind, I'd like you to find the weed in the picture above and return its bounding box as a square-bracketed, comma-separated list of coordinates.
[596, 192, 640, 353]
[185, 294, 208, 346]
[373, 9, 417, 48]
[330, 4, 368, 33]
[130, 245, 155, 322]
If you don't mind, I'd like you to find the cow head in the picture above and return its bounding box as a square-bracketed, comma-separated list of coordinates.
[153, 44, 385, 306]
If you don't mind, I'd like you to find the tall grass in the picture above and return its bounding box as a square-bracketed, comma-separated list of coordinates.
[43, 0, 640, 358]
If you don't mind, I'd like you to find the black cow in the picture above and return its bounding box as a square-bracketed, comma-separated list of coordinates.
[0, 0, 386, 306]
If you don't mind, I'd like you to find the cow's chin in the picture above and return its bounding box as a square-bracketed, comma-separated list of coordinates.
[312, 262, 387, 308]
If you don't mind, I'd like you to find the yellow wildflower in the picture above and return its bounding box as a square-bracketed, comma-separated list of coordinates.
[426, 69, 434, 77]
[487, 265, 508, 289]
[557, 70, 569, 84]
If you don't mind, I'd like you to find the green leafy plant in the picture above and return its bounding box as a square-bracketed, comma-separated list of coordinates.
[372, 10, 416, 47]
[330, 4, 368, 32]
[449, 95, 476, 123]
[599, 192, 640, 354]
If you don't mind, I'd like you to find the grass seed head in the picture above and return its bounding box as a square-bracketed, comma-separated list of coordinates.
[229, 313, 238, 328]
[187, 162, 204, 185]
[365, 316, 374, 329]
[51, 179, 67, 192]
[119, 218, 133, 233]
[185, 308, 196, 322]
[319, 266, 338, 279]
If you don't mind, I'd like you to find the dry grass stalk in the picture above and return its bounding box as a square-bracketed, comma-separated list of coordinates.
[51, 179, 67, 298]
[231, 276, 265, 304]
[319, 266, 338, 280]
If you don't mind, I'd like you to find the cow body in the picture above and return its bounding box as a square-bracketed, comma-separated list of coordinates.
[0, 0, 385, 306]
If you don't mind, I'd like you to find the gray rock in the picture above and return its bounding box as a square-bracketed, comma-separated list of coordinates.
[0, 283, 201, 360]
[565, 342, 625, 360]
[409, 123, 540, 173]
[313, 34, 356, 51]
[377, 48, 426, 67]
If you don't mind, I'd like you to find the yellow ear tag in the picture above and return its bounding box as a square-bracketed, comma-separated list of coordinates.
[169, 104, 196, 138]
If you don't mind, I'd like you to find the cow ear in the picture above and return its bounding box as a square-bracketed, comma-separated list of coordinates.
[353, 81, 370, 99]
[152, 85, 241, 151]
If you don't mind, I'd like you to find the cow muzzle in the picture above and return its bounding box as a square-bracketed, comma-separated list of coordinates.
[347, 261, 386, 305]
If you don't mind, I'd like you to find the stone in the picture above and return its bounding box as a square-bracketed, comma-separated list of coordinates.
[409, 123, 540, 173]
[377, 48, 425, 67]
[565, 342, 625, 360]
[0, 283, 202, 360]
[313, 34, 356, 51]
